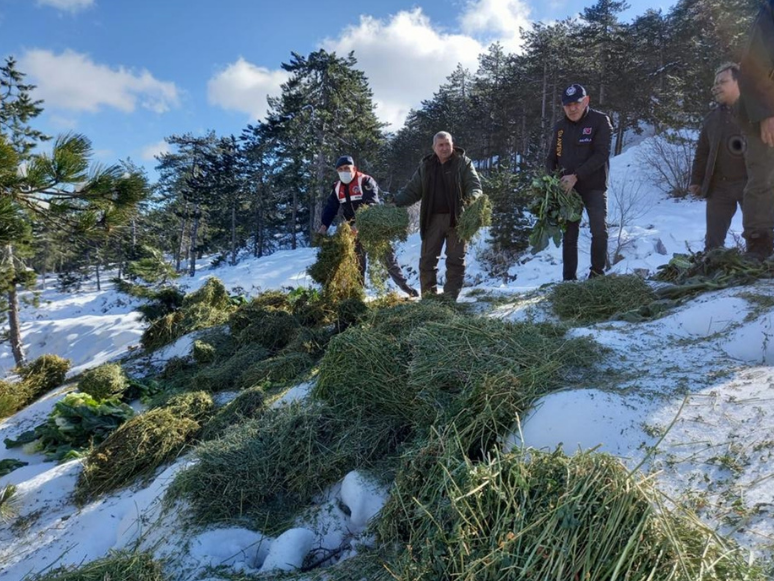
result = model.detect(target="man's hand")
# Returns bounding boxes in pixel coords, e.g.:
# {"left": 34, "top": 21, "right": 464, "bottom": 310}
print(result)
{"left": 560, "top": 174, "right": 578, "bottom": 192}
{"left": 350, "top": 225, "right": 358, "bottom": 236}
{"left": 688, "top": 184, "right": 701, "bottom": 197}
{"left": 761, "top": 116, "right": 774, "bottom": 147}
{"left": 382, "top": 191, "right": 395, "bottom": 205}
{"left": 317, "top": 225, "right": 328, "bottom": 235}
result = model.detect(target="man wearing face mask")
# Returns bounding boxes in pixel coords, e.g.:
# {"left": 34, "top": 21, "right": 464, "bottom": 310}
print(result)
{"left": 318, "top": 155, "right": 418, "bottom": 297}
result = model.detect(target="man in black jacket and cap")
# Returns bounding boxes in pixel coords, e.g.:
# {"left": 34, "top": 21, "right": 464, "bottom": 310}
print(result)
{"left": 736, "top": 0, "right": 774, "bottom": 260}
{"left": 546, "top": 83, "right": 613, "bottom": 280}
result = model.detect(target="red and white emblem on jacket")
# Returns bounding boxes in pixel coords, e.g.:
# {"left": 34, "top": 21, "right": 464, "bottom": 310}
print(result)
{"left": 336, "top": 174, "right": 366, "bottom": 203}
{"left": 582, "top": 127, "right": 593, "bottom": 135}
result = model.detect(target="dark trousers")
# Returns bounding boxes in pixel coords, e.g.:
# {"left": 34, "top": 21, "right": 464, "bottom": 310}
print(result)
{"left": 419, "top": 213, "right": 467, "bottom": 298}
{"left": 562, "top": 189, "right": 608, "bottom": 280}
{"left": 705, "top": 180, "right": 745, "bottom": 250}
{"left": 739, "top": 121, "right": 774, "bottom": 239}
{"left": 354, "top": 241, "right": 410, "bottom": 289}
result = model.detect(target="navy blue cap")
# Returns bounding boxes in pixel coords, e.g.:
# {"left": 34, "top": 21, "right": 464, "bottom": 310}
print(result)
{"left": 561, "top": 84, "right": 588, "bottom": 105}
{"left": 335, "top": 155, "right": 355, "bottom": 168}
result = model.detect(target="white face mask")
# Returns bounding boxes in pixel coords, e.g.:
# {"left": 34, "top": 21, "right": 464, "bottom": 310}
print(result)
{"left": 338, "top": 171, "right": 354, "bottom": 184}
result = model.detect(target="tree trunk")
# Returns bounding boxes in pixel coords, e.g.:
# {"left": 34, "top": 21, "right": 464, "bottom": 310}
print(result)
{"left": 5, "top": 245, "right": 26, "bottom": 366}
{"left": 95, "top": 252, "right": 101, "bottom": 292}
{"left": 291, "top": 188, "right": 298, "bottom": 250}
{"left": 176, "top": 203, "right": 189, "bottom": 272}
{"left": 189, "top": 204, "right": 201, "bottom": 277}
{"left": 231, "top": 203, "right": 238, "bottom": 266}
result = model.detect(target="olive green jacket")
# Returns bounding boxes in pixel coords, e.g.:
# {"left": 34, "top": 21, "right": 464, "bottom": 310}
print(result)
{"left": 394, "top": 148, "right": 482, "bottom": 239}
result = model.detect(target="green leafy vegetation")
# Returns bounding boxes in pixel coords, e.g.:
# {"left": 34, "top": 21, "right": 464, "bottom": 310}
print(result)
{"left": 528, "top": 174, "right": 583, "bottom": 254}
{"left": 550, "top": 274, "right": 659, "bottom": 323}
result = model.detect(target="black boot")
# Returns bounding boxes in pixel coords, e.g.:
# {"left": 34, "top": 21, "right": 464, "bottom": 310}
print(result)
{"left": 400, "top": 284, "right": 419, "bottom": 298}
{"left": 744, "top": 232, "right": 774, "bottom": 262}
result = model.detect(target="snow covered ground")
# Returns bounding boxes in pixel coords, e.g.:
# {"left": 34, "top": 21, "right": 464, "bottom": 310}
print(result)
{"left": 1, "top": 137, "right": 772, "bottom": 580}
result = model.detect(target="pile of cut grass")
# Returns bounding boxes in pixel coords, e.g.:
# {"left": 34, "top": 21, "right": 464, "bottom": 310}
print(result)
{"left": 170, "top": 401, "right": 396, "bottom": 534}
{"left": 25, "top": 551, "right": 165, "bottom": 581}
{"left": 141, "top": 278, "right": 237, "bottom": 351}
{"left": 234, "top": 309, "right": 300, "bottom": 351}
{"left": 76, "top": 391, "right": 213, "bottom": 501}
{"left": 77, "top": 363, "right": 128, "bottom": 401}
{"left": 238, "top": 352, "right": 314, "bottom": 388}
{"left": 192, "top": 344, "right": 269, "bottom": 392}
{"left": 308, "top": 224, "right": 364, "bottom": 303}
{"left": 456, "top": 193, "right": 492, "bottom": 242}
{"left": 1, "top": 354, "right": 73, "bottom": 418}
{"left": 200, "top": 385, "right": 266, "bottom": 441}
{"left": 378, "top": 432, "right": 765, "bottom": 581}
{"left": 550, "top": 274, "right": 658, "bottom": 323}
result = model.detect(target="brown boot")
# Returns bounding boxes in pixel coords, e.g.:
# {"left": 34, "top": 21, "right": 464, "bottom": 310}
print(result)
{"left": 744, "top": 232, "right": 774, "bottom": 262}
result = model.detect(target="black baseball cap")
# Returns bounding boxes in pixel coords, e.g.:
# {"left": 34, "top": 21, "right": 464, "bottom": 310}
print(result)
{"left": 335, "top": 155, "right": 355, "bottom": 168}
{"left": 561, "top": 84, "right": 588, "bottom": 105}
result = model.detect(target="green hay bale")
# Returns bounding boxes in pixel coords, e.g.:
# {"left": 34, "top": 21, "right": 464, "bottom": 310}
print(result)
{"left": 141, "top": 311, "right": 185, "bottom": 351}
{"left": 236, "top": 310, "right": 300, "bottom": 351}
{"left": 238, "top": 352, "right": 314, "bottom": 388}
{"left": 182, "top": 277, "right": 231, "bottom": 310}
{"left": 378, "top": 438, "right": 765, "bottom": 581}
{"left": 282, "top": 326, "right": 332, "bottom": 358}
{"left": 407, "top": 318, "right": 596, "bottom": 451}
{"left": 192, "top": 340, "right": 216, "bottom": 365}
{"left": 355, "top": 205, "right": 410, "bottom": 289}
{"left": 171, "top": 401, "right": 392, "bottom": 534}
{"left": 17, "top": 354, "right": 71, "bottom": 401}
{"left": 76, "top": 392, "right": 212, "bottom": 501}
{"left": 228, "top": 292, "right": 292, "bottom": 336}
{"left": 200, "top": 386, "right": 266, "bottom": 441}
{"left": 192, "top": 345, "right": 269, "bottom": 392}
{"left": 367, "top": 301, "right": 457, "bottom": 338}
{"left": 77, "top": 363, "right": 129, "bottom": 401}
{"left": 25, "top": 550, "right": 165, "bottom": 581}
{"left": 162, "top": 390, "right": 214, "bottom": 422}
{"left": 308, "top": 224, "right": 364, "bottom": 302}
{"left": 313, "top": 327, "right": 414, "bottom": 426}
{"left": 550, "top": 274, "right": 658, "bottom": 324}
{"left": 336, "top": 297, "right": 368, "bottom": 331}
{"left": 456, "top": 194, "right": 492, "bottom": 242}
{"left": 0, "top": 379, "right": 27, "bottom": 419}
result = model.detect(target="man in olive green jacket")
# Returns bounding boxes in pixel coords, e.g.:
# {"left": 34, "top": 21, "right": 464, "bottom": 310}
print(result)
{"left": 737, "top": 0, "right": 774, "bottom": 259}
{"left": 393, "top": 131, "right": 482, "bottom": 300}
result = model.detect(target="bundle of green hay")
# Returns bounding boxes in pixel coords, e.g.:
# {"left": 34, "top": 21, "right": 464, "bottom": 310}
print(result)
{"left": 76, "top": 391, "right": 213, "bottom": 501}
{"left": 355, "top": 204, "right": 410, "bottom": 288}
{"left": 366, "top": 301, "right": 457, "bottom": 337}
{"left": 192, "top": 339, "right": 216, "bottom": 365}
{"left": 550, "top": 274, "right": 658, "bottom": 323}
{"left": 528, "top": 173, "right": 584, "bottom": 253}
{"left": 25, "top": 551, "right": 165, "bottom": 581}
{"left": 171, "top": 401, "right": 392, "bottom": 533}
{"left": 378, "top": 435, "right": 765, "bottom": 581}
{"left": 235, "top": 309, "right": 300, "bottom": 351}
{"left": 336, "top": 297, "right": 368, "bottom": 331}
{"left": 0, "top": 379, "right": 23, "bottom": 419}
{"left": 200, "top": 385, "right": 266, "bottom": 441}
{"left": 192, "top": 344, "right": 268, "bottom": 392}
{"left": 228, "top": 291, "right": 293, "bottom": 334}
{"left": 313, "top": 327, "right": 414, "bottom": 426}
{"left": 77, "top": 363, "right": 129, "bottom": 401}
{"left": 17, "top": 354, "right": 71, "bottom": 401}
{"left": 238, "top": 352, "right": 314, "bottom": 388}
{"left": 407, "top": 318, "right": 596, "bottom": 450}
{"left": 456, "top": 194, "right": 492, "bottom": 242}
{"left": 308, "top": 224, "right": 364, "bottom": 302}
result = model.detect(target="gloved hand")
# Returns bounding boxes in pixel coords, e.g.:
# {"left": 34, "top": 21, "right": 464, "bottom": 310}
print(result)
{"left": 382, "top": 191, "right": 395, "bottom": 206}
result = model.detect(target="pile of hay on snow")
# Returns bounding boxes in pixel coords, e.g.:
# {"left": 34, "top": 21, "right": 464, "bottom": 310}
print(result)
{"left": 377, "top": 432, "right": 766, "bottom": 581}
{"left": 550, "top": 274, "right": 658, "bottom": 323}
{"left": 25, "top": 551, "right": 165, "bottom": 581}
{"left": 355, "top": 204, "right": 410, "bottom": 289}
{"left": 200, "top": 386, "right": 266, "bottom": 441}
{"left": 1, "top": 354, "right": 72, "bottom": 418}
{"left": 170, "top": 401, "right": 394, "bottom": 533}
{"left": 77, "top": 363, "right": 129, "bottom": 401}
{"left": 308, "top": 224, "right": 364, "bottom": 302}
{"left": 76, "top": 391, "right": 213, "bottom": 501}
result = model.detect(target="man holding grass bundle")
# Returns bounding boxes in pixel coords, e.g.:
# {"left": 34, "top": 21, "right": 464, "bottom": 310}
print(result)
{"left": 318, "top": 155, "right": 418, "bottom": 297}
{"left": 546, "top": 83, "right": 613, "bottom": 281}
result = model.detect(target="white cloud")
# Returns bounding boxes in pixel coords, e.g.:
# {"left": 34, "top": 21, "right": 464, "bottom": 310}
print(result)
{"left": 140, "top": 140, "right": 170, "bottom": 162}
{"left": 459, "top": 0, "right": 532, "bottom": 52}
{"left": 19, "top": 49, "right": 180, "bottom": 114}
{"left": 36, "top": 0, "right": 94, "bottom": 13}
{"left": 207, "top": 58, "right": 289, "bottom": 120}
{"left": 322, "top": 8, "right": 485, "bottom": 130}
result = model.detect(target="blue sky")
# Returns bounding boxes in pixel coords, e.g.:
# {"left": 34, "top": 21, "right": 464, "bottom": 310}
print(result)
{"left": 1, "top": 0, "right": 674, "bottom": 176}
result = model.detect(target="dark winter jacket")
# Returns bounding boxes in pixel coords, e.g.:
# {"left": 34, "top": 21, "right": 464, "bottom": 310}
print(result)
{"left": 738, "top": 0, "right": 774, "bottom": 125}
{"left": 546, "top": 107, "right": 613, "bottom": 194}
{"left": 394, "top": 148, "right": 482, "bottom": 239}
{"left": 690, "top": 105, "right": 748, "bottom": 198}
{"left": 320, "top": 172, "right": 379, "bottom": 228}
